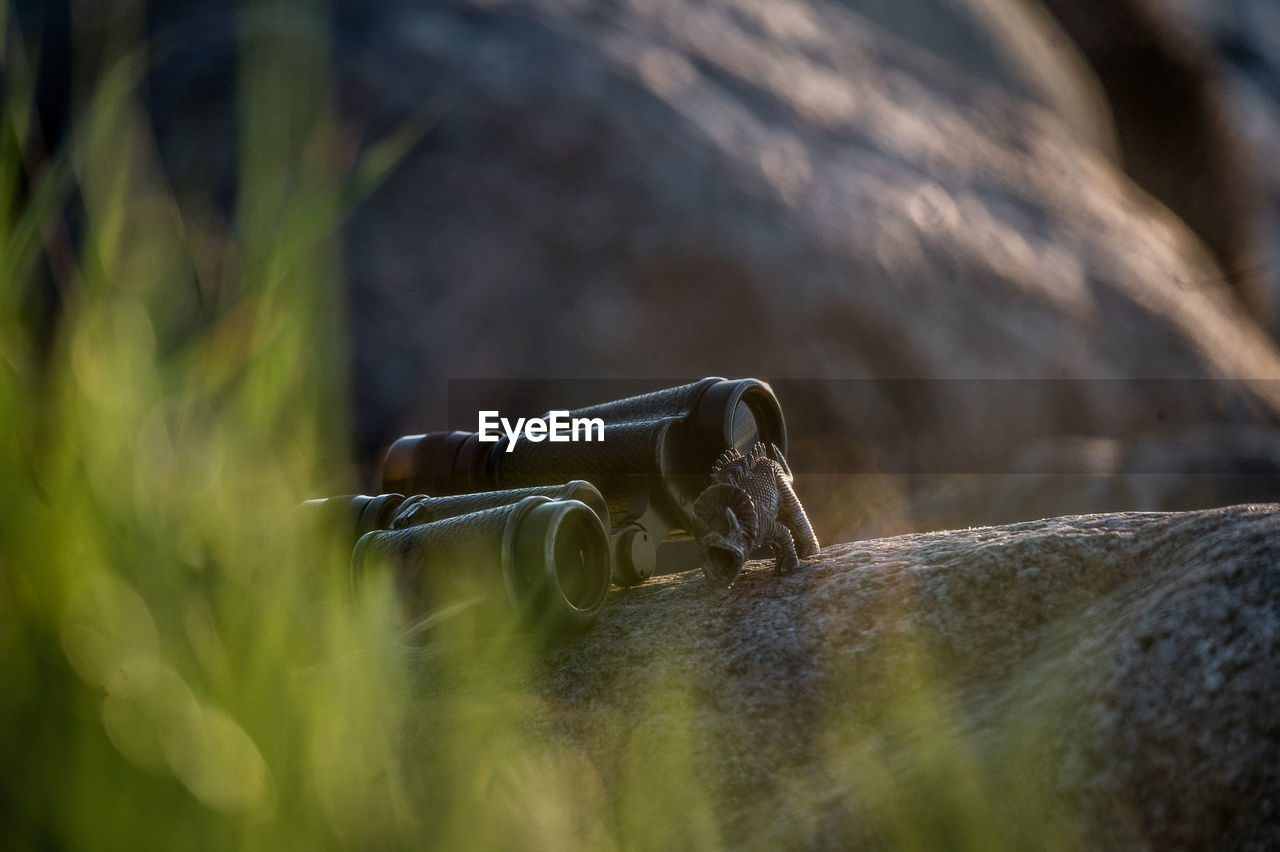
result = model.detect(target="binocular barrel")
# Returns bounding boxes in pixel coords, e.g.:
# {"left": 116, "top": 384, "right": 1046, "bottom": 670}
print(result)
{"left": 380, "top": 377, "right": 786, "bottom": 584}
{"left": 351, "top": 496, "right": 611, "bottom": 635}
{"left": 298, "top": 481, "right": 609, "bottom": 542}
{"left": 390, "top": 480, "right": 610, "bottom": 532}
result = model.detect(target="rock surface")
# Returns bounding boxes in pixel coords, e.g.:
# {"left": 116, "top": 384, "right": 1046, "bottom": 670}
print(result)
{"left": 502, "top": 503, "right": 1280, "bottom": 848}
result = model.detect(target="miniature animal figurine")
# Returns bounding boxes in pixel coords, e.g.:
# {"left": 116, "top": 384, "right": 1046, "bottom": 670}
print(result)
{"left": 691, "top": 442, "right": 819, "bottom": 585}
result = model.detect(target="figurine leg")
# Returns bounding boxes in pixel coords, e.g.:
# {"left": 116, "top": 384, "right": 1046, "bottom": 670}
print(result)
{"left": 766, "top": 522, "right": 800, "bottom": 575}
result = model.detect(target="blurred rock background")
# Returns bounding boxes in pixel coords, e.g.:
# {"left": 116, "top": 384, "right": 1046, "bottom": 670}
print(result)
{"left": 1152, "top": 0, "right": 1280, "bottom": 327}
{"left": 13, "top": 0, "right": 1280, "bottom": 541}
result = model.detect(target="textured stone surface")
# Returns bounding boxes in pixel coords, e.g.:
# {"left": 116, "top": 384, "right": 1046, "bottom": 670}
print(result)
{"left": 513, "top": 504, "right": 1280, "bottom": 848}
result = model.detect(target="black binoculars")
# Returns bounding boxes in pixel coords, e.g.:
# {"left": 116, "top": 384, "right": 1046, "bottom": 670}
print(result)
{"left": 299, "top": 482, "right": 613, "bottom": 636}
{"left": 380, "top": 377, "right": 787, "bottom": 584}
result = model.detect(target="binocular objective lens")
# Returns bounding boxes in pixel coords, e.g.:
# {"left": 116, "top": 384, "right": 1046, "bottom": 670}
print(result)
{"left": 551, "top": 509, "right": 610, "bottom": 613}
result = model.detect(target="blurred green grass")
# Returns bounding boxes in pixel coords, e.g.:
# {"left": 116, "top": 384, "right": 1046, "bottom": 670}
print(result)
{"left": 0, "top": 3, "right": 1090, "bottom": 848}
{"left": 0, "top": 3, "right": 413, "bottom": 846}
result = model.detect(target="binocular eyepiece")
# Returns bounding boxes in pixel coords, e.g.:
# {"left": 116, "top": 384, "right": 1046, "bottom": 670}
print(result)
{"left": 298, "top": 482, "right": 613, "bottom": 636}
{"left": 380, "top": 377, "right": 786, "bottom": 584}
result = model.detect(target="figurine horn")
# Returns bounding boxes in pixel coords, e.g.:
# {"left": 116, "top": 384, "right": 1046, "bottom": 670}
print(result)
{"left": 725, "top": 506, "right": 744, "bottom": 538}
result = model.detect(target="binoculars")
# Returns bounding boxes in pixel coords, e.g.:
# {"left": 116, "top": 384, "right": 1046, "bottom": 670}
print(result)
{"left": 381, "top": 377, "right": 787, "bottom": 585}
{"left": 299, "top": 481, "right": 613, "bottom": 636}
{"left": 303, "top": 377, "right": 789, "bottom": 637}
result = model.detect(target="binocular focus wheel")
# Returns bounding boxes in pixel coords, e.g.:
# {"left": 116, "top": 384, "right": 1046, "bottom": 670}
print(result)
{"left": 610, "top": 526, "right": 656, "bottom": 587}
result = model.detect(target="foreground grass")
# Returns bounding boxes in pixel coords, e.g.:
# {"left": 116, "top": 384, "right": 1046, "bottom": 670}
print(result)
{"left": 0, "top": 5, "right": 412, "bottom": 847}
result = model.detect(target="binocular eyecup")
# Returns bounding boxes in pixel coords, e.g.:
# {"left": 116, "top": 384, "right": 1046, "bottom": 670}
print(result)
{"left": 380, "top": 377, "right": 786, "bottom": 584}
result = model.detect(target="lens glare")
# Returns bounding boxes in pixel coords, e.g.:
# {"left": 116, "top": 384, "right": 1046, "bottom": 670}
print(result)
{"left": 730, "top": 400, "right": 761, "bottom": 451}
